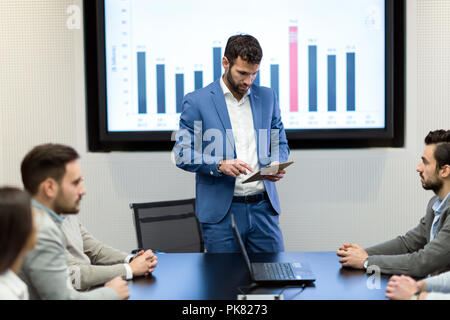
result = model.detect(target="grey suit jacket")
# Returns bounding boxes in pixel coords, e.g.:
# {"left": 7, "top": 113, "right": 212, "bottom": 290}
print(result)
{"left": 19, "top": 202, "right": 118, "bottom": 300}
{"left": 366, "top": 195, "right": 450, "bottom": 278}
{"left": 61, "top": 215, "right": 129, "bottom": 290}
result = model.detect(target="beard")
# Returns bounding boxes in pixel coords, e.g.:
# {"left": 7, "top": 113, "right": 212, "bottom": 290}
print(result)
{"left": 421, "top": 174, "right": 443, "bottom": 194}
{"left": 53, "top": 190, "right": 81, "bottom": 214}
{"left": 225, "top": 70, "right": 248, "bottom": 96}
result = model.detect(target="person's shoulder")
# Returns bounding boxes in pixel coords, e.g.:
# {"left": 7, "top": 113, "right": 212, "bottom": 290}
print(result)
{"left": 441, "top": 198, "right": 450, "bottom": 222}
{"left": 0, "top": 270, "right": 27, "bottom": 300}
{"left": 251, "top": 84, "right": 275, "bottom": 98}
{"left": 0, "top": 274, "right": 15, "bottom": 300}
{"left": 445, "top": 193, "right": 450, "bottom": 210}
{"left": 252, "top": 84, "right": 270, "bottom": 92}
{"left": 181, "top": 82, "right": 220, "bottom": 116}
{"left": 61, "top": 214, "right": 80, "bottom": 229}
{"left": 33, "top": 210, "right": 64, "bottom": 245}
{"left": 0, "top": 288, "right": 19, "bottom": 300}
{"left": 32, "top": 206, "right": 52, "bottom": 230}
{"left": 426, "top": 195, "right": 440, "bottom": 209}
{"left": 187, "top": 81, "right": 218, "bottom": 99}
{"left": 36, "top": 210, "right": 56, "bottom": 229}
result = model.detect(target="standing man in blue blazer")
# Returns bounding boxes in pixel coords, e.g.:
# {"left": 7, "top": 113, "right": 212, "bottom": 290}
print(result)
{"left": 173, "top": 34, "right": 290, "bottom": 253}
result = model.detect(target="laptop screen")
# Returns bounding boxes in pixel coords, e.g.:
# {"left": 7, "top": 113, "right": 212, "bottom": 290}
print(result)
{"left": 231, "top": 214, "right": 253, "bottom": 274}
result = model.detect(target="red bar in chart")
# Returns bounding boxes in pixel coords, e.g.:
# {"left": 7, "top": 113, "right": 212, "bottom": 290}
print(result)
{"left": 289, "top": 26, "right": 298, "bottom": 112}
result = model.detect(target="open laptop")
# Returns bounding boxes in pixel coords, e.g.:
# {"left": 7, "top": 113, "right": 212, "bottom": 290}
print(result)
{"left": 231, "top": 213, "right": 316, "bottom": 285}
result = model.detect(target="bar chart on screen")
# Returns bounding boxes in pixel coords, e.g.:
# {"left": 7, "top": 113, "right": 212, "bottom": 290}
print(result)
{"left": 104, "top": 0, "right": 385, "bottom": 132}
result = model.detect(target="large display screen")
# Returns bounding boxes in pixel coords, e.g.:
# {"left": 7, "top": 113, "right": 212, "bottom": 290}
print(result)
{"left": 84, "top": 0, "right": 404, "bottom": 151}
{"left": 104, "top": 0, "right": 385, "bottom": 132}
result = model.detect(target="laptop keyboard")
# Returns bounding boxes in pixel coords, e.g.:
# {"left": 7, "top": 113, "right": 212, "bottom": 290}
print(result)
{"left": 262, "top": 263, "right": 296, "bottom": 280}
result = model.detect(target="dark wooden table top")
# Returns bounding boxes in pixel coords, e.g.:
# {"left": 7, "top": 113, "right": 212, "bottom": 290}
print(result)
{"left": 128, "top": 251, "right": 390, "bottom": 300}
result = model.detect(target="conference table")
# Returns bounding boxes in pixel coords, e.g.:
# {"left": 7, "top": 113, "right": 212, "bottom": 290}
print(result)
{"left": 128, "top": 251, "right": 390, "bottom": 300}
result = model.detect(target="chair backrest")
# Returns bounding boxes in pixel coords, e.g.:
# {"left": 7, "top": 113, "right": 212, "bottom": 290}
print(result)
{"left": 130, "top": 198, "right": 204, "bottom": 253}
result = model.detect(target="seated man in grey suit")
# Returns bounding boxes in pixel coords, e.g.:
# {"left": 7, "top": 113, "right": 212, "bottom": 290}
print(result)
{"left": 61, "top": 215, "right": 157, "bottom": 291}
{"left": 19, "top": 143, "right": 129, "bottom": 299}
{"left": 337, "top": 129, "right": 450, "bottom": 278}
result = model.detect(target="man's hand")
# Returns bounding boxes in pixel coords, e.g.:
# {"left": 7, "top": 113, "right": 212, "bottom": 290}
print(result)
{"left": 147, "top": 252, "right": 158, "bottom": 275}
{"left": 218, "top": 159, "right": 253, "bottom": 178}
{"left": 336, "top": 243, "right": 368, "bottom": 269}
{"left": 262, "top": 169, "right": 286, "bottom": 182}
{"left": 105, "top": 276, "right": 129, "bottom": 300}
{"left": 385, "top": 275, "right": 424, "bottom": 300}
{"left": 130, "top": 249, "right": 158, "bottom": 276}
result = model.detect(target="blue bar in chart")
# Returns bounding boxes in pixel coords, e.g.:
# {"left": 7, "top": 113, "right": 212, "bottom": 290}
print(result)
{"left": 156, "top": 64, "right": 165, "bottom": 114}
{"left": 176, "top": 73, "right": 184, "bottom": 113}
{"left": 137, "top": 52, "right": 147, "bottom": 114}
{"left": 194, "top": 71, "right": 203, "bottom": 90}
{"left": 213, "top": 47, "right": 222, "bottom": 81}
{"left": 347, "top": 52, "right": 356, "bottom": 111}
{"left": 270, "top": 64, "right": 279, "bottom": 103}
{"left": 308, "top": 45, "right": 317, "bottom": 112}
{"left": 254, "top": 71, "right": 260, "bottom": 86}
{"left": 327, "top": 55, "right": 336, "bottom": 112}
{"left": 103, "top": 0, "right": 387, "bottom": 133}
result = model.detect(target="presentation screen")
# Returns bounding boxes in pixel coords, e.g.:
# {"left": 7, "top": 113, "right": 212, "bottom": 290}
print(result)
{"left": 84, "top": 0, "right": 404, "bottom": 151}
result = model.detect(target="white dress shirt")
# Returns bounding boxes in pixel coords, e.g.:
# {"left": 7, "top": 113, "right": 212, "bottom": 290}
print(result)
{"left": 0, "top": 269, "right": 29, "bottom": 300}
{"left": 220, "top": 77, "right": 265, "bottom": 196}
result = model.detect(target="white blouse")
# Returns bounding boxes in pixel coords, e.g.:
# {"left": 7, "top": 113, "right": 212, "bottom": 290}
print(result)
{"left": 0, "top": 269, "right": 29, "bottom": 300}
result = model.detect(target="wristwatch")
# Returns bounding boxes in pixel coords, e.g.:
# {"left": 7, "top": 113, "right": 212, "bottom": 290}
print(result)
{"left": 363, "top": 258, "right": 369, "bottom": 269}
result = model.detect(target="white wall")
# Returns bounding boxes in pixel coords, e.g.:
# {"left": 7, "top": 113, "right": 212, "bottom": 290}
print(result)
{"left": 1, "top": 0, "right": 449, "bottom": 253}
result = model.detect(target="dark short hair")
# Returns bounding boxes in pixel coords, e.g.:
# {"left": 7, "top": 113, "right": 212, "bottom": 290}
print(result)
{"left": 424, "top": 130, "right": 450, "bottom": 170}
{"left": 21, "top": 143, "right": 80, "bottom": 195}
{"left": 224, "top": 34, "right": 263, "bottom": 66}
{"left": 0, "top": 187, "right": 33, "bottom": 273}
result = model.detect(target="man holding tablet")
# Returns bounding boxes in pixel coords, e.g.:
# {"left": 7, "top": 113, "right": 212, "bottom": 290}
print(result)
{"left": 173, "top": 34, "right": 290, "bottom": 253}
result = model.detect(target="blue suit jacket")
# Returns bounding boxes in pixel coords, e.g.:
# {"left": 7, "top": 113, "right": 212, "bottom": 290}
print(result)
{"left": 173, "top": 79, "right": 290, "bottom": 224}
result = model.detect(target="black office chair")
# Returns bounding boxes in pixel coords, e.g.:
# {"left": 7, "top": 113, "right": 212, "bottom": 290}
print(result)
{"left": 130, "top": 198, "right": 205, "bottom": 253}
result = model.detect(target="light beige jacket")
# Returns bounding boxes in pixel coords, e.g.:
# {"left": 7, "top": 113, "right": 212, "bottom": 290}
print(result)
{"left": 61, "top": 215, "right": 131, "bottom": 291}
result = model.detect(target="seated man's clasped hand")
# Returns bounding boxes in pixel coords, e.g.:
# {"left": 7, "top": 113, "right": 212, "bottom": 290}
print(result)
{"left": 385, "top": 275, "right": 427, "bottom": 300}
{"left": 130, "top": 249, "right": 158, "bottom": 277}
{"left": 337, "top": 243, "right": 369, "bottom": 269}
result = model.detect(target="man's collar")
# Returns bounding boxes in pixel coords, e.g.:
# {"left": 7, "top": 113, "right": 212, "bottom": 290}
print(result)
{"left": 31, "top": 198, "right": 64, "bottom": 225}
{"left": 441, "top": 192, "right": 450, "bottom": 207}
{"left": 432, "top": 192, "right": 450, "bottom": 215}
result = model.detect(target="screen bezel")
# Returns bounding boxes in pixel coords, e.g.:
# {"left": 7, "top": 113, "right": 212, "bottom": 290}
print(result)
{"left": 84, "top": 0, "right": 405, "bottom": 152}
